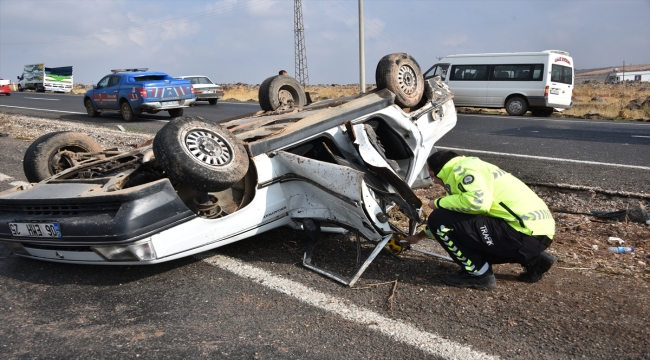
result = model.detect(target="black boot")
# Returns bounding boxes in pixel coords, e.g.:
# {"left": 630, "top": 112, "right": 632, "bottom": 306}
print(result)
{"left": 518, "top": 252, "right": 557, "bottom": 283}
{"left": 442, "top": 268, "right": 496, "bottom": 290}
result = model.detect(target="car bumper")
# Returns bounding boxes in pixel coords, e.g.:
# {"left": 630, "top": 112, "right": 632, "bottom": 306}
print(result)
{"left": 140, "top": 97, "right": 197, "bottom": 111}
{"left": 194, "top": 91, "right": 224, "bottom": 100}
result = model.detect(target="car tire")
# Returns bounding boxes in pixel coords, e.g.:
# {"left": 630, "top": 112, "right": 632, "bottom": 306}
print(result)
{"left": 505, "top": 96, "right": 528, "bottom": 116}
{"left": 168, "top": 108, "right": 184, "bottom": 118}
{"left": 121, "top": 101, "right": 137, "bottom": 122}
{"left": 18, "top": 84, "right": 24, "bottom": 92}
{"left": 23, "top": 131, "right": 103, "bottom": 183}
{"left": 258, "top": 75, "right": 306, "bottom": 111}
{"left": 153, "top": 116, "right": 249, "bottom": 192}
{"left": 208, "top": 99, "right": 218, "bottom": 105}
{"left": 375, "top": 53, "right": 425, "bottom": 108}
{"left": 85, "top": 98, "right": 100, "bottom": 117}
{"left": 5, "top": 93, "right": 10, "bottom": 96}
{"left": 531, "top": 107, "right": 554, "bottom": 117}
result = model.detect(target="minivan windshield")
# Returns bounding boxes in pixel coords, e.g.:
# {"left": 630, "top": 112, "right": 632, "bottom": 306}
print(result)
{"left": 551, "top": 64, "right": 573, "bottom": 85}
{"left": 424, "top": 64, "right": 449, "bottom": 80}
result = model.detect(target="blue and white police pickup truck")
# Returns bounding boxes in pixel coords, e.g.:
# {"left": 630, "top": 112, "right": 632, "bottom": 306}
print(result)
{"left": 83, "top": 68, "right": 196, "bottom": 121}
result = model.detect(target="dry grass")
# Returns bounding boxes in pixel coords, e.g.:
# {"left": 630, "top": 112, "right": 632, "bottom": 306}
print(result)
{"left": 565, "top": 82, "right": 650, "bottom": 120}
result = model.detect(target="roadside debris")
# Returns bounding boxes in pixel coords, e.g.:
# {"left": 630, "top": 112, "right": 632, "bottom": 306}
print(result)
{"left": 608, "top": 246, "right": 635, "bottom": 254}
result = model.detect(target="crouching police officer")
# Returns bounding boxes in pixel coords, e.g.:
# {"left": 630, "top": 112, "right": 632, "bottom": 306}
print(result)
{"left": 403, "top": 150, "right": 557, "bottom": 290}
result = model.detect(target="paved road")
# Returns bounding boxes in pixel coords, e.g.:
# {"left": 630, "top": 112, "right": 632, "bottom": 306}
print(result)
{"left": 1, "top": 93, "right": 650, "bottom": 359}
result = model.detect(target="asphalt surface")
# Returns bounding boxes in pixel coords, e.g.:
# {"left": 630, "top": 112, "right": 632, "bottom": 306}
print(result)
{"left": 1, "top": 93, "right": 650, "bottom": 359}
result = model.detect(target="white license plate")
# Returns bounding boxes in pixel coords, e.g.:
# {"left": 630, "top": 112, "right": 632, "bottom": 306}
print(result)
{"left": 162, "top": 101, "right": 179, "bottom": 106}
{"left": 9, "top": 222, "right": 62, "bottom": 238}
{"left": 550, "top": 88, "right": 560, "bottom": 95}
{"left": 202, "top": 90, "right": 215, "bottom": 94}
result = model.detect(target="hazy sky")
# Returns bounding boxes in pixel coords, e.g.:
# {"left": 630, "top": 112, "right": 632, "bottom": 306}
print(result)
{"left": 1, "top": 0, "right": 648, "bottom": 85}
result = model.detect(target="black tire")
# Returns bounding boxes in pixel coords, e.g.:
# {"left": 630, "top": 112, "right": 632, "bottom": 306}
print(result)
{"left": 85, "top": 98, "right": 99, "bottom": 117}
{"left": 208, "top": 99, "right": 218, "bottom": 105}
{"left": 18, "top": 84, "right": 24, "bottom": 92}
{"left": 23, "top": 131, "right": 103, "bottom": 183}
{"left": 5, "top": 93, "right": 10, "bottom": 96}
{"left": 531, "top": 107, "right": 554, "bottom": 117}
{"left": 120, "top": 101, "right": 137, "bottom": 122}
{"left": 168, "top": 108, "right": 184, "bottom": 118}
{"left": 153, "top": 116, "right": 249, "bottom": 192}
{"left": 258, "top": 75, "right": 306, "bottom": 111}
{"left": 505, "top": 96, "right": 528, "bottom": 116}
{"left": 375, "top": 53, "right": 425, "bottom": 108}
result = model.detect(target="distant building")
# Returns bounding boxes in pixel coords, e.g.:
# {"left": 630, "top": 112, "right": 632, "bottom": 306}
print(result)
{"left": 605, "top": 70, "right": 650, "bottom": 83}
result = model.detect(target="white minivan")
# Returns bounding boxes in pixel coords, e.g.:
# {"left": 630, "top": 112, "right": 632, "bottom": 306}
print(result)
{"left": 424, "top": 50, "right": 574, "bottom": 116}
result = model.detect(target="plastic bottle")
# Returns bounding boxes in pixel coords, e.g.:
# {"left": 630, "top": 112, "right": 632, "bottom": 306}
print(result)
{"left": 608, "top": 246, "right": 634, "bottom": 254}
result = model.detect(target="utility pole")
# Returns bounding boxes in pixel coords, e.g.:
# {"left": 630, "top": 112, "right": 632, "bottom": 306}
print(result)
{"left": 294, "top": 0, "right": 309, "bottom": 86}
{"left": 358, "top": 0, "right": 365, "bottom": 93}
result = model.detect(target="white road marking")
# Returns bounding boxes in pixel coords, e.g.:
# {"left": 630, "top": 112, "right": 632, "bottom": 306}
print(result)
{"left": 0, "top": 105, "right": 85, "bottom": 114}
{"left": 631, "top": 135, "right": 650, "bottom": 138}
{"left": 0, "top": 173, "right": 13, "bottom": 181}
{"left": 460, "top": 113, "right": 650, "bottom": 126}
{"left": 24, "top": 97, "right": 59, "bottom": 101}
{"left": 438, "top": 146, "right": 650, "bottom": 171}
{"left": 201, "top": 254, "right": 497, "bottom": 360}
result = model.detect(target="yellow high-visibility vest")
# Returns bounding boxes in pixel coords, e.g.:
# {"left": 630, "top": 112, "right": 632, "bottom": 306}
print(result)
{"left": 435, "top": 156, "right": 555, "bottom": 238}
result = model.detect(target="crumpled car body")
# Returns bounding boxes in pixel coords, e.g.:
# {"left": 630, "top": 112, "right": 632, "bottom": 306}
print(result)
{"left": 0, "top": 77, "right": 456, "bottom": 285}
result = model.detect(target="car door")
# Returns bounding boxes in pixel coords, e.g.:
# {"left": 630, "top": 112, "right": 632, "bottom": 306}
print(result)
{"left": 94, "top": 76, "right": 111, "bottom": 108}
{"left": 102, "top": 75, "right": 122, "bottom": 110}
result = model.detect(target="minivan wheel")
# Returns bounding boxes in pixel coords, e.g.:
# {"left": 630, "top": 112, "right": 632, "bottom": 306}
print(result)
{"left": 23, "top": 131, "right": 104, "bottom": 183}
{"left": 153, "top": 116, "right": 249, "bottom": 192}
{"left": 505, "top": 96, "right": 528, "bottom": 116}
{"left": 375, "top": 53, "right": 425, "bottom": 108}
{"left": 531, "top": 107, "right": 554, "bottom": 117}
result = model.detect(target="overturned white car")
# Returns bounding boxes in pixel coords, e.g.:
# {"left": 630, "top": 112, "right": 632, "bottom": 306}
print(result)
{"left": 0, "top": 53, "right": 456, "bottom": 286}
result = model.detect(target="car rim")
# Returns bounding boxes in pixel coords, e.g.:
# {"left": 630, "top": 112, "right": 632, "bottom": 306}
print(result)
{"left": 86, "top": 101, "right": 93, "bottom": 115}
{"left": 510, "top": 101, "right": 522, "bottom": 113}
{"left": 397, "top": 64, "right": 417, "bottom": 95}
{"left": 122, "top": 104, "right": 130, "bottom": 119}
{"left": 184, "top": 129, "right": 233, "bottom": 166}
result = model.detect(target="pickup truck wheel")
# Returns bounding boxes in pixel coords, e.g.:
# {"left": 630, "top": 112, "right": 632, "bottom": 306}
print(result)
{"left": 505, "top": 96, "right": 528, "bottom": 116}
{"left": 208, "top": 99, "right": 218, "bottom": 105}
{"left": 168, "top": 108, "right": 184, "bottom": 118}
{"left": 18, "top": 84, "right": 24, "bottom": 92}
{"left": 258, "top": 75, "right": 306, "bottom": 111}
{"left": 153, "top": 116, "right": 249, "bottom": 192}
{"left": 375, "top": 53, "right": 424, "bottom": 108}
{"left": 85, "top": 99, "right": 100, "bottom": 117}
{"left": 23, "top": 131, "right": 103, "bottom": 183}
{"left": 120, "top": 101, "right": 137, "bottom": 122}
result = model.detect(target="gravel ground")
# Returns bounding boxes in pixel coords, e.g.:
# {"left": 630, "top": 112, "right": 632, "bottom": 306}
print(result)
{"left": 1, "top": 113, "right": 649, "bottom": 358}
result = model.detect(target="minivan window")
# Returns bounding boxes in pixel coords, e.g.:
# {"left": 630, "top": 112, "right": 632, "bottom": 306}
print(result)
{"left": 551, "top": 64, "right": 573, "bottom": 85}
{"left": 449, "top": 65, "right": 488, "bottom": 80}
{"left": 424, "top": 64, "right": 449, "bottom": 80}
{"left": 486, "top": 64, "right": 544, "bottom": 81}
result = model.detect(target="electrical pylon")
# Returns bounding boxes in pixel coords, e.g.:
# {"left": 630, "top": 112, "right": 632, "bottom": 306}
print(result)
{"left": 294, "top": 0, "right": 309, "bottom": 87}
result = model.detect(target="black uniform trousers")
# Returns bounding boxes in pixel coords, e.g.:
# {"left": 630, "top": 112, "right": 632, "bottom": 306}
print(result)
{"left": 427, "top": 209, "right": 549, "bottom": 274}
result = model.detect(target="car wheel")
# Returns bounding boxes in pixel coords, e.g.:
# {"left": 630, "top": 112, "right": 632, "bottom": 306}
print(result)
{"left": 375, "top": 53, "right": 425, "bottom": 108}
{"left": 5, "top": 93, "right": 10, "bottom": 96}
{"left": 18, "top": 84, "right": 24, "bottom": 92}
{"left": 85, "top": 98, "right": 100, "bottom": 117}
{"left": 258, "top": 75, "right": 306, "bottom": 111}
{"left": 505, "top": 96, "right": 528, "bottom": 116}
{"left": 153, "top": 116, "right": 249, "bottom": 192}
{"left": 120, "top": 101, "right": 137, "bottom": 122}
{"left": 531, "top": 107, "right": 554, "bottom": 117}
{"left": 168, "top": 108, "right": 184, "bottom": 118}
{"left": 208, "top": 99, "right": 218, "bottom": 105}
{"left": 23, "top": 131, "right": 103, "bottom": 183}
